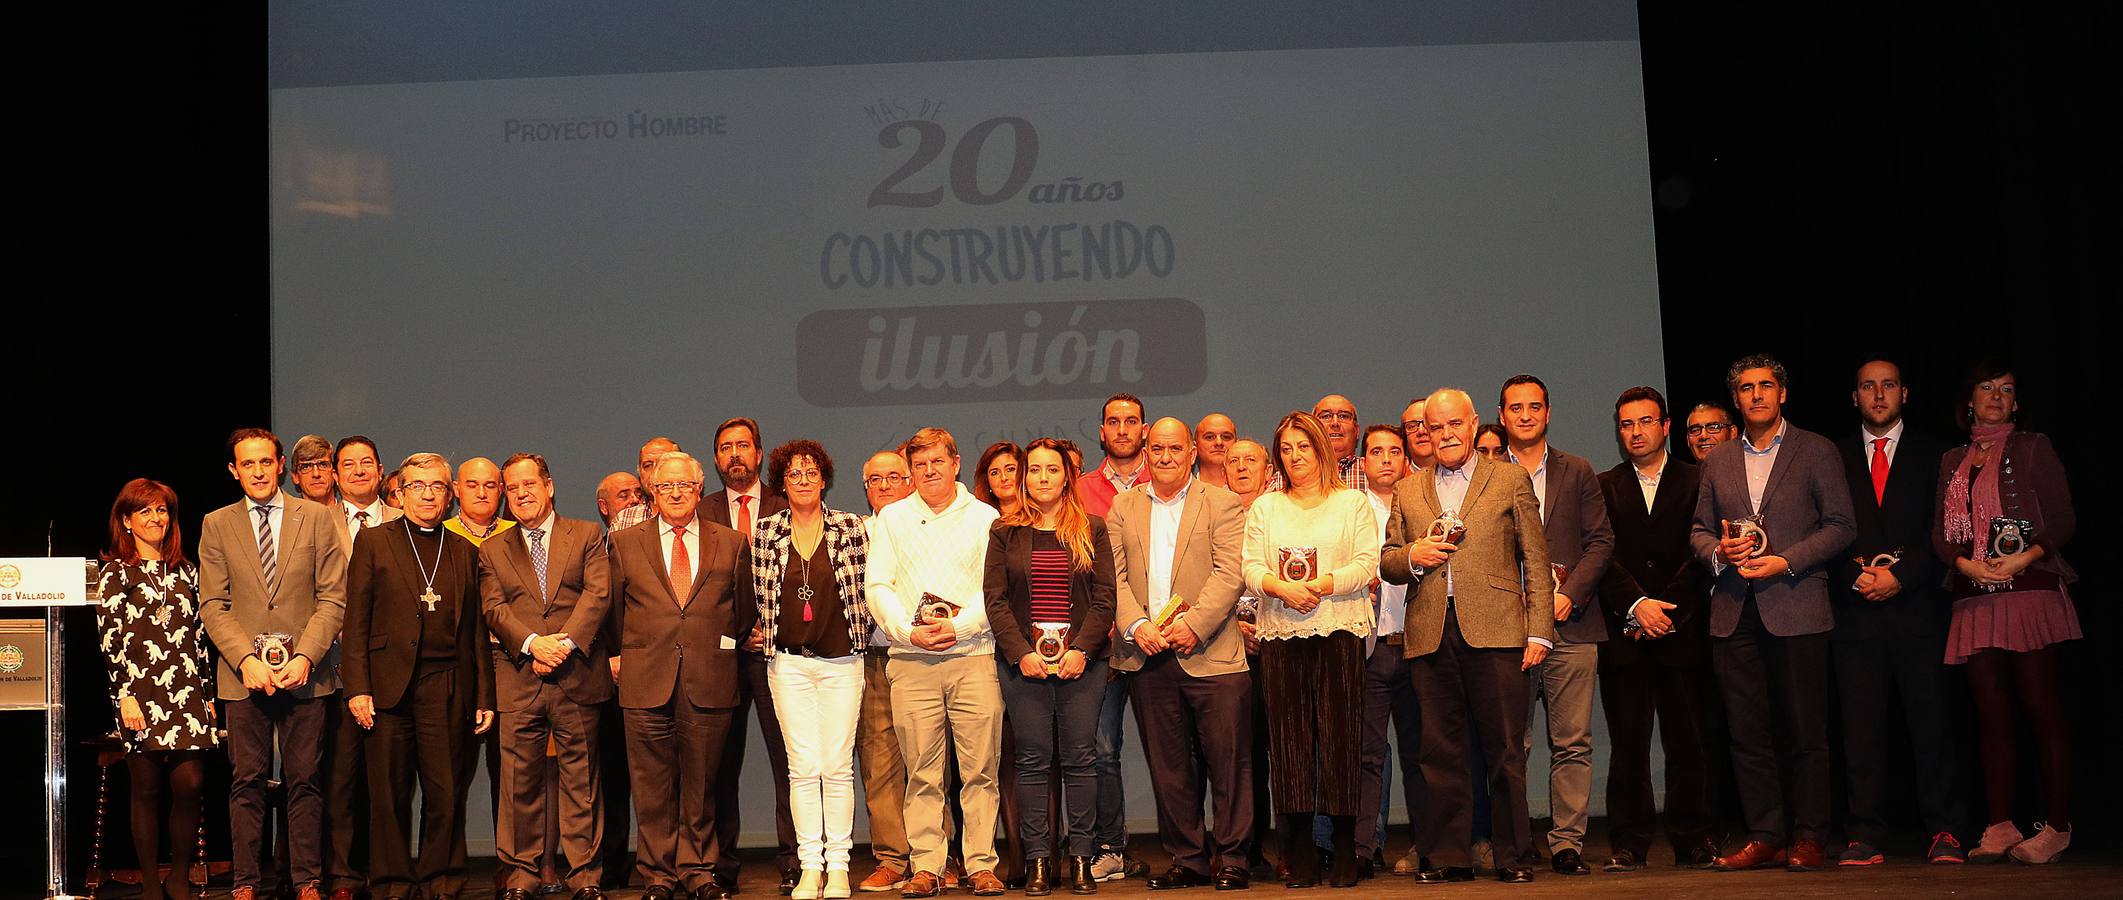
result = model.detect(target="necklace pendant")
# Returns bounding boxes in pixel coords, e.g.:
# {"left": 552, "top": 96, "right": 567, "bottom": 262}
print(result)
{"left": 421, "top": 589, "right": 441, "bottom": 613}
{"left": 797, "top": 584, "right": 815, "bottom": 622}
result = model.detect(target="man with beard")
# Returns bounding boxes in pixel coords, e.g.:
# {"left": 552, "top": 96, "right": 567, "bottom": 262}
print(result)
{"left": 1073, "top": 396, "right": 1149, "bottom": 881}
{"left": 704, "top": 417, "right": 799, "bottom": 892}
{"left": 1194, "top": 414, "right": 1238, "bottom": 489}
{"left": 344, "top": 452, "right": 497, "bottom": 900}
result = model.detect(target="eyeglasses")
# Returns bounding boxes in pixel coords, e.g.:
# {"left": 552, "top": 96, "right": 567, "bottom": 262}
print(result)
{"left": 784, "top": 470, "right": 823, "bottom": 485}
{"left": 1402, "top": 421, "right": 1429, "bottom": 434}
{"left": 864, "top": 473, "right": 910, "bottom": 488}
{"left": 1315, "top": 410, "right": 1357, "bottom": 422}
{"left": 295, "top": 460, "right": 332, "bottom": 473}
{"left": 1684, "top": 423, "right": 1731, "bottom": 436}
{"left": 650, "top": 482, "right": 701, "bottom": 496}
{"left": 402, "top": 481, "right": 450, "bottom": 497}
{"left": 1618, "top": 416, "right": 1664, "bottom": 432}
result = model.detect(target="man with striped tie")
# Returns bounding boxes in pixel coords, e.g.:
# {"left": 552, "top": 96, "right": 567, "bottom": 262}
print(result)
{"left": 199, "top": 427, "right": 350, "bottom": 900}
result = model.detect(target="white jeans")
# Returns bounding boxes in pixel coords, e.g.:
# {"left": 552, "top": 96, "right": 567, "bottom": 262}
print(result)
{"left": 770, "top": 652, "right": 865, "bottom": 871}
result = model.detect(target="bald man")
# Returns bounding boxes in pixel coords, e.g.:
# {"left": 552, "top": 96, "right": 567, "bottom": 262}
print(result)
{"left": 443, "top": 455, "right": 519, "bottom": 870}
{"left": 1314, "top": 395, "right": 1367, "bottom": 490}
{"left": 597, "top": 472, "right": 647, "bottom": 528}
{"left": 1194, "top": 414, "right": 1238, "bottom": 488}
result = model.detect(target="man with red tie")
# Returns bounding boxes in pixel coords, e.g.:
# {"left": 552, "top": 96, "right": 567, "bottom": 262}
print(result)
{"left": 610, "top": 451, "right": 755, "bottom": 900}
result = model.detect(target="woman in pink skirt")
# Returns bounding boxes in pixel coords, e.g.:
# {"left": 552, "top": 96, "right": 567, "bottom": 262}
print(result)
{"left": 1932, "top": 361, "right": 2076, "bottom": 864}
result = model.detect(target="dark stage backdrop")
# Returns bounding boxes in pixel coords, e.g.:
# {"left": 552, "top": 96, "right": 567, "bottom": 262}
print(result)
{"left": 9, "top": 1, "right": 2110, "bottom": 887}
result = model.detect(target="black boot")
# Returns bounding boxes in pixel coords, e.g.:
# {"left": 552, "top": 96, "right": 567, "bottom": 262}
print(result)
{"left": 1025, "top": 858, "right": 1054, "bottom": 897}
{"left": 1069, "top": 857, "right": 1098, "bottom": 895}
{"left": 1282, "top": 815, "right": 1319, "bottom": 888}
{"left": 1327, "top": 817, "right": 1358, "bottom": 888}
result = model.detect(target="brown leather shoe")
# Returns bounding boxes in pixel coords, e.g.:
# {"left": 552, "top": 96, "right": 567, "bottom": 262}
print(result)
{"left": 1786, "top": 840, "right": 1827, "bottom": 871}
{"left": 967, "top": 870, "right": 1005, "bottom": 897}
{"left": 941, "top": 859, "right": 964, "bottom": 890}
{"left": 859, "top": 867, "right": 908, "bottom": 893}
{"left": 296, "top": 883, "right": 324, "bottom": 900}
{"left": 900, "top": 871, "right": 942, "bottom": 898}
{"left": 1712, "top": 840, "right": 1788, "bottom": 871}
{"left": 230, "top": 888, "right": 257, "bottom": 900}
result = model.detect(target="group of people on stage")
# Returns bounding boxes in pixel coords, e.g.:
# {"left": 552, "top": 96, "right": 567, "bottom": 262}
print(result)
{"left": 96, "top": 352, "right": 2078, "bottom": 900}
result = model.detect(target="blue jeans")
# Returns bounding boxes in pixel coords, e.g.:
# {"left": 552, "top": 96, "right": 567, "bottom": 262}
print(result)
{"left": 998, "top": 657, "right": 1107, "bottom": 858}
{"left": 1094, "top": 674, "right": 1131, "bottom": 850}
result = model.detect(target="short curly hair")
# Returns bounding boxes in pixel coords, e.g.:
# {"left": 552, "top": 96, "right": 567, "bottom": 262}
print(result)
{"left": 766, "top": 439, "right": 835, "bottom": 496}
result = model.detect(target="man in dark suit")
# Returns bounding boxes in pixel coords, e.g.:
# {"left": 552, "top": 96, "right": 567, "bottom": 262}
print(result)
{"left": 612, "top": 450, "right": 756, "bottom": 900}
{"left": 1381, "top": 388, "right": 1556, "bottom": 885}
{"left": 482, "top": 453, "right": 615, "bottom": 898}
{"left": 1594, "top": 387, "right": 1715, "bottom": 872}
{"left": 344, "top": 452, "right": 497, "bottom": 900}
{"left": 1496, "top": 375, "right": 1614, "bottom": 876}
{"left": 703, "top": 417, "right": 799, "bottom": 893}
{"left": 1828, "top": 359, "right": 1969, "bottom": 864}
{"left": 1109, "top": 418, "right": 1253, "bottom": 890}
{"left": 200, "top": 428, "right": 350, "bottom": 900}
{"left": 1690, "top": 355, "right": 1855, "bottom": 872}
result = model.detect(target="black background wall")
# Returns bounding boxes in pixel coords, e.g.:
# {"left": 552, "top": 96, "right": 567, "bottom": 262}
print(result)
{"left": 9, "top": 3, "right": 2110, "bottom": 888}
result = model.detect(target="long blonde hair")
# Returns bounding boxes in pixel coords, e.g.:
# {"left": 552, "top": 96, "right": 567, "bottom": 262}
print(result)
{"left": 1004, "top": 438, "right": 1096, "bottom": 572}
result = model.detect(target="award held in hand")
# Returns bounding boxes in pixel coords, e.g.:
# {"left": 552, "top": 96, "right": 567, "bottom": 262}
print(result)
{"left": 1723, "top": 514, "right": 1769, "bottom": 559}
{"left": 1234, "top": 596, "right": 1258, "bottom": 625}
{"left": 1277, "top": 546, "right": 1318, "bottom": 585}
{"left": 913, "top": 592, "right": 962, "bottom": 626}
{"left": 1033, "top": 623, "right": 1071, "bottom": 675}
{"left": 1152, "top": 594, "right": 1191, "bottom": 629}
{"left": 1426, "top": 511, "right": 1467, "bottom": 545}
{"left": 253, "top": 632, "right": 295, "bottom": 670}
{"left": 1982, "top": 518, "right": 2036, "bottom": 592}
{"left": 1851, "top": 548, "right": 1903, "bottom": 590}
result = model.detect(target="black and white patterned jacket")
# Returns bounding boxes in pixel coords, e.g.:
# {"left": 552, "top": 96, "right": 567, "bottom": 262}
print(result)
{"left": 750, "top": 507, "right": 871, "bottom": 657}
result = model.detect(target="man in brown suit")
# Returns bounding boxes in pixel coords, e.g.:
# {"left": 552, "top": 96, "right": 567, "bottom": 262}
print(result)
{"left": 343, "top": 452, "right": 497, "bottom": 900}
{"left": 1109, "top": 418, "right": 1254, "bottom": 890}
{"left": 610, "top": 450, "right": 756, "bottom": 900}
{"left": 481, "top": 453, "right": 614, "bottom": 900}
{"left": 1380, "top": 389, "right": 1555, "bottom": 885}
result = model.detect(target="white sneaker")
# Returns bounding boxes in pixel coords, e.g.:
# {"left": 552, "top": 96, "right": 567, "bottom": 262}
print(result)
{"left": 1969, "top": 820, "right": 2025, "bottom": 863}
{"left": 824, "top": 870, "right": 852, "bottom": 899}
{"left": 2008, "top": 822, "right": 2070, "bottom": 864}
{"left": 1090, "top": 852, "right": 1127, "bottom": 882}
{"left": 793, "top": 869, "right": 824, "bottom": 900}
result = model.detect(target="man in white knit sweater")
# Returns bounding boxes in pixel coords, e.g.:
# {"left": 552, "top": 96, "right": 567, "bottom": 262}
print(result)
{"left": 864, "top": 427, "right": 1006, "bottom": 898}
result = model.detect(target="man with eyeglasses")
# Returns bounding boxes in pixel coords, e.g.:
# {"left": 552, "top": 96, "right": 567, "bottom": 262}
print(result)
{"left": 855, "top": 450, "right": 920, "bottom": 892}
{"left": 865, "top": 429, "right": 1007, "bottom": 898}
{"left": 1592, "top": 387, "right": 1715, "bottom": 872}
{"left": 325, "top": 435, "right": 401, "bottom": 900}
{"left": 1497, "top": 375, "right": 1615, "bottom": 878}
{"left": 1401, "top": 398, "right": 1437, "bottom": 472}
{"left": 343, "top": 452, "right": 497, "bottom": 900}
{"left": 288, "top": 434, "right": 338, "bottom": 507}
{"left": 1684, "top": 405, "right": 1737, "bottom": 464}
{"left": 609, "top": 451, "right": 756, "bottom": 900}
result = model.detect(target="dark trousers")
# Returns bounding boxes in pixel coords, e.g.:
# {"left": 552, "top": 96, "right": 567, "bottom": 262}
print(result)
{"left": 1599, "top": 657, "right": 1710, "bottom": 857}
{"left": 997, "top": 657, "right": 1107, "bottom": 859}
{"left": 721, "top": 650, "right": 796, "bottom": 872}
{"left": 628, "top": 697, "right": 735, "bottom": 893}
{"left": 1093, "top": 673, "right": 1132, "bottom": 851}
{"left": 1132, "top": 652, "right": 1254, "bottom": 874}
{"left": 1259, "top": 632, "right": 1365, "bottom": 816}
{"left": 1409, "top": 607, "right": 1533, "bottom": 868}
{"left": 1357, "top": 638, "right": 1421, "bottom": 856}
{"left": 1832, "top": 632, "right": 1968, "bottom": 844}
{"left": 364, "top": 668, "right": 472, "bottom": 897}
{"left": 227, "top": 692, "right": 326, "bottom": 889}
{"left": 497, "top": 691, "right": 605, "bottom": 890}
{"left": 1711, "top": 596, "right": 1830, "bottom": 844}
{"left": 321, "top": 691, "right": 368, "bottom": 890}
{"left": 599, "top": 698, "right": 635, "bottom": 886}
{"left": 1243, "top": 653, "right": 1273, "bottom": 860}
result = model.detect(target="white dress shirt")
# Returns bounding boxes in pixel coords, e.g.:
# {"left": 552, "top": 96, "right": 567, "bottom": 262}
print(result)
{"left": 723, "top": 482, "right": 764, "bottom": 532}
{"left": 1861, "top": 418, "right": 1905, "bottom": 473}
{"left": 1366, "top": 487, "right": 1408, "bottom": 637}
{"left": 340, "top": 497, "right": 385, "bottom": 543}
{"left": 1120, "top": 478, "right": 1194, "bottom": 642}
{"left": 1507, "top": 444, "right": 1550, "bottom": 516}
{"left": 659, "top": 515, "right": 702, "bottom": 588}
{"left": 1634, "top": 452, "right": 1667, "bottom": 514}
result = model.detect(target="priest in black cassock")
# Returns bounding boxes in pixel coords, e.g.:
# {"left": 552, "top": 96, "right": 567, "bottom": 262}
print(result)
{"left": 344, "top": 451, "right": 497, "bottom": 900}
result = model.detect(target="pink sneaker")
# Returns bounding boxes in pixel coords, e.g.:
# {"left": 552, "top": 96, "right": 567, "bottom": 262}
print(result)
{"left": 1969, "top": 820, "right": 2024, "bottom": 863}
{"left": 2007, "top": 822, "right": 2070, "bottom": 864}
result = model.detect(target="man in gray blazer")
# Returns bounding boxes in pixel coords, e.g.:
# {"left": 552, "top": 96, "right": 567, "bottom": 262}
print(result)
{"left": 1109, "top": 417, "right": 1253, "bottom": 890}
{"left": 1381, "top": 389, "right": 1555, "bottom": 885}
{"left": 1689, "top": 355, "right": 1855, "bottom": 873}
{"left": 199, "top": 428, "right": 349, "bottom": 900}
{"left": 1497, "top": 375, "right": 1614, "bottom": 876}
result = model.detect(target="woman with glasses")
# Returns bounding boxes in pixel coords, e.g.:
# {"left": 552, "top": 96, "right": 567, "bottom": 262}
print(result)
{"left": 985, "top": 438, "right": 1116, "bottom": 896}
{"left": 1933, "top": 364, "right": 2078, "bottom": 864}
{"left": 98, "top": 478, "right": 216, "bottom": 900}
{"left": 754, "top": 440, "right": 873, "bottom": 899}
{"left": 975, "top": 441, "right": 1027, "bottom": 517}
{"left": 1241, "top": 412, "right": 1378, "bottom": 888}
